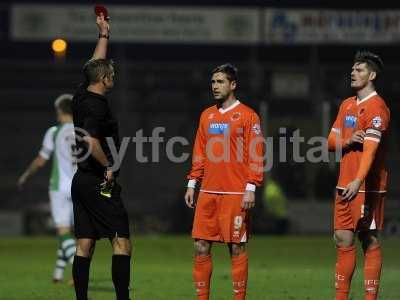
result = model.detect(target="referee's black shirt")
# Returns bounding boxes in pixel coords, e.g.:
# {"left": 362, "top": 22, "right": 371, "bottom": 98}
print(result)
{"left": 72, "top": 83, "right": 121, "bottom": 176}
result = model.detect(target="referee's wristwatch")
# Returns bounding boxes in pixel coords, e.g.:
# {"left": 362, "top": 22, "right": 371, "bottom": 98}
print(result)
{"left": 98, "top": 33, "right": 110, "bottom": 39}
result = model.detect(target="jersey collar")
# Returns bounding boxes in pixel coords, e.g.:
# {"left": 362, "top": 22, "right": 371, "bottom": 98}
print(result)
{"left": 218, "top": 100, "right": 240, "bottom": 114}
{"left": 357, "top": 91, "right": 377, "bottom": 105}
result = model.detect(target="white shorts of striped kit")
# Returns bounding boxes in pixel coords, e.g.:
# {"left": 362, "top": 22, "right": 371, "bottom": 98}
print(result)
{"left": 49, "top": 190, "right": 74, "bottom": 227}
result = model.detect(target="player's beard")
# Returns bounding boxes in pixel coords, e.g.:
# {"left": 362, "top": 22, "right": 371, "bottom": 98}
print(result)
{"left": 351, "top": 76, "right": 371, "bottom": 91}
{"left": 214, "top": 93, "right": 229, "bottom": 106}
{"left": 106, "top": 82, "right": 114, "bottom": 92}
{"left": 352, "top": 82, "right": 369, "bottom": 92}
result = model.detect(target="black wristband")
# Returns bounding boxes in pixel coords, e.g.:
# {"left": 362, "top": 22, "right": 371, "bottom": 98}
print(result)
{"left": 98, "top": 33, "right": 109, "bottom": 39}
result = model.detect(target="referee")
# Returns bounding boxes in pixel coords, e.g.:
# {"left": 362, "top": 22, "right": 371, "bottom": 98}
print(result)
{"left": 71, "top": 13, "right": 131, "bottom": 300}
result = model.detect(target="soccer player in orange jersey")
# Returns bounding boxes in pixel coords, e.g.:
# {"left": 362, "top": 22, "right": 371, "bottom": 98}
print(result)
{"left": 184, "top": 64, "right": 265, "bottom": 300}
{"left": 328, "top": 51, "right": 390, "bottom": 300}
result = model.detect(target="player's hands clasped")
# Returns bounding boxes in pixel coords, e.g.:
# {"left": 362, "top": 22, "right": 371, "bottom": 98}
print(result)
{"left": 347, "top": 130, "right": 365, "bottom": 146}
{"left": 241, "top": 191, "right": 255, "bottom": 210}
{"left": 342, "top": 178, "right": 362, "bottom": 201}
{"left": 185, "top": 187, "right": 195, "bottom": 208}
{"left": 96, "top": 13, "right": 110, "bottom": 35}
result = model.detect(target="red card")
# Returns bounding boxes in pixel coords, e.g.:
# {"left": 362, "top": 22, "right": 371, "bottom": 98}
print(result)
{"left": 94, "top": 5, "right": 110, "bottom": 21}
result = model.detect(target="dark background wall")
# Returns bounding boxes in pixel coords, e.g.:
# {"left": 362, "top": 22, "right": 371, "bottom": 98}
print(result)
{"left": 1, "top": 1, "right": 399, "bottom": 235}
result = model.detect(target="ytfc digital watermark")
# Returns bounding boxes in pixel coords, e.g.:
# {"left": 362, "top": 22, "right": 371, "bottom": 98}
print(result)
{"left": 65, "top": 126, "right": 343, "bottom": 172}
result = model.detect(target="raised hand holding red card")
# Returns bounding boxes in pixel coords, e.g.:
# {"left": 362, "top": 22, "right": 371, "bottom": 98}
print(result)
{"left": 94, "top": 5, "right": 110, "bottom": 21}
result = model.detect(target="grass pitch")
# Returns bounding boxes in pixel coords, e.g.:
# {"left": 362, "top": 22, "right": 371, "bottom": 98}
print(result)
{"left": 0, "top": 235, "right": 399, "bottom": 299}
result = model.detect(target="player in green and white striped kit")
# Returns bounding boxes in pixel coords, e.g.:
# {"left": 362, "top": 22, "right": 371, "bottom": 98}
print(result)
{"left": 18, "top": 94, "right": 77, "bottom": 283}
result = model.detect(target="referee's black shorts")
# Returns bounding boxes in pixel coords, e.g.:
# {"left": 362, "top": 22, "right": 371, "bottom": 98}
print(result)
{"left": 71, "top": 169, "right": 130, "bottom": 240}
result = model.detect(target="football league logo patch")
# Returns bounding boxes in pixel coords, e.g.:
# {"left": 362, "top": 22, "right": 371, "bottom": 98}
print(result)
{"left": 252, "top": 124, "right": 261, "bottom": 135}
{"left": 372, "top": 116, "right": 382, "bottom": 128}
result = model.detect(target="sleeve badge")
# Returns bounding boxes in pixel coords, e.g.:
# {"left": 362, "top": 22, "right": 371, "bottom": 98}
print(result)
{"left": 372, "top": 116, "right": 382, "bottom": 128}
{"left": 252, "top": 123, "right": 261, "bottom": 135}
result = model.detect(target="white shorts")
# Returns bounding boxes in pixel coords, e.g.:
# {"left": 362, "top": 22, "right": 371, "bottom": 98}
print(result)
{"left": 49, "top": 190, "right": 74, "bottom": 227}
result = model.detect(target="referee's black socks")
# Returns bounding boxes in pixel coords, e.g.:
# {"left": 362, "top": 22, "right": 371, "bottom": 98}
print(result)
{"left": 112, "top": 254, "right": 131, "bottom": 300}
{"left": 72, "top": 255, "right": 91, "bottom": 300}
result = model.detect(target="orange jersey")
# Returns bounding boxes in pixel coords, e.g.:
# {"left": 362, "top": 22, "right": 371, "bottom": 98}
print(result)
{"left": 330, "top": 92, "right": 390, "bottom": 192}
{"left": 188, "top": 100, "right": 265, "bottom": 194}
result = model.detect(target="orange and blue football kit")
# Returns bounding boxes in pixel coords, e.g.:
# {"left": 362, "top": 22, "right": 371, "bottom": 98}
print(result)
{"left": 328, "top": 91, "right": 390, "bottom": 300}
{"left": 187, "top": 100, "right": 264, "bottom": 300}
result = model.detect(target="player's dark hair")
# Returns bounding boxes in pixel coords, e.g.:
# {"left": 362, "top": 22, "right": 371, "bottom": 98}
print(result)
{"left": 354, "top": 50, "right": 384, "bottom": 75}
{"left": 54, "top": 94, "right": 73, "bottom": 115}
{"left": 83, "top": 58, "right": 114, "bottom": 85}
{"left": 211, "top": 63, "right": 238, "bottom": 82}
